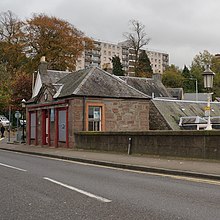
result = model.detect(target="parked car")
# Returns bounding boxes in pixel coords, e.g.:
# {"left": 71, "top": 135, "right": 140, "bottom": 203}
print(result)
{"left": 0, "top": 115, "right": 10, "bottom": 127}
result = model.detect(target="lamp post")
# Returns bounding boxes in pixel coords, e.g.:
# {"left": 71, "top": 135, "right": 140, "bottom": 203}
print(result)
{"left": 202, "top": 65, "right": 215, "bottom": 130}
{"left": 189, "top": 78, "right": 198, "bottom": 101}
{"left": 21, "top": 99, "right": 26, "bottom": 142}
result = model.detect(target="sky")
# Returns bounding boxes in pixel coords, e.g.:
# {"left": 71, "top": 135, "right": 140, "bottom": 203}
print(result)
{"left": 1, "top": 0, "right": 220, "bottom": 69}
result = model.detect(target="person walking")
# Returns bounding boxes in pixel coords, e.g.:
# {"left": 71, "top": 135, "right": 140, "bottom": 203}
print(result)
{"left": 1, "top": 124, "right": 5, "bottom": 138}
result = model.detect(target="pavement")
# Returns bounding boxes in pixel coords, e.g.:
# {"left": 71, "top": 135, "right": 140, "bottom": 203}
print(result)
{"left": 0, "top": 134, "right": 220, "bottom": 181}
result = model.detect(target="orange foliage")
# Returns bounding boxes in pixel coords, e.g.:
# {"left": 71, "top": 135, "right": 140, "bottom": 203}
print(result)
{"left": 25, "top": 14, "right": 94, "bottom": 71}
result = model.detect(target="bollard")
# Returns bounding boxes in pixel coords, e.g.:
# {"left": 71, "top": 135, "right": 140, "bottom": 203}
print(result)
{"left": 128, "top": 137, "right": 132, "bottom": 155}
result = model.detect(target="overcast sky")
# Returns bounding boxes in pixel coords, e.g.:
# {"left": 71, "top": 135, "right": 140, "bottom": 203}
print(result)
{"left": 1, "top": 0, "right": 220, "bottom": 69}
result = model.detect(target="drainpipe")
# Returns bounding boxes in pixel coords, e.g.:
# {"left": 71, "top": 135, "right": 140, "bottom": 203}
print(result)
{"left": 83, "top": 96, "right": 86, "bottom": 131}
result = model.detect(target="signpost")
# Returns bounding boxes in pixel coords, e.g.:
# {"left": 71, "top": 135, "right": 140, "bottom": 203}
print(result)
{"left": 15, "top": 111, "right": 21, "bottom": 141}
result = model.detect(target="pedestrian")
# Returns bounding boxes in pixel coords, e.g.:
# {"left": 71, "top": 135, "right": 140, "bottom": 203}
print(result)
{"left": 1, "top": 124, "right": 5, "bottom": 138}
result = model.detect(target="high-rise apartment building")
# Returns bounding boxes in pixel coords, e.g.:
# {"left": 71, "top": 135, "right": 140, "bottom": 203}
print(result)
{"left": 76, "top": 40, "right": 169, "bottom": 75}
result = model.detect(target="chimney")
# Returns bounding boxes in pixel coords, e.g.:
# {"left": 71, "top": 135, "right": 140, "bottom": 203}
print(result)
{"left": 152, "top": 73, "right": 162, "bottom": 81}
{"left": 38, "top": 56, "right": 47, "bottom": 75}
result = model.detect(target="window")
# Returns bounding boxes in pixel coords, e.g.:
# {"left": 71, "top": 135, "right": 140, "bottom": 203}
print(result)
{"left": 58, "top": 110, "right": 66, "bottom": 142}
{"left": 88, "top": 106, "right": 101, "bottom": 131}
{"left": 30, "top": 112, "right": 36, "bottom": 139}
{"left": 86, "top": 103, "right": 105, "bottom": 131}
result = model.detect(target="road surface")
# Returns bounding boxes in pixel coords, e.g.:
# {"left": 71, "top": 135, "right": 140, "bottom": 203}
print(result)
{"left": 0, "top": 149, "right": 219, "bottom": 220}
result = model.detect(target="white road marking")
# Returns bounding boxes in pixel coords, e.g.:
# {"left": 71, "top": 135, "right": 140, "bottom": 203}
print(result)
{"left": 44, "top": 177, "right": 112, "bottom": 203}
{"left": 0, "top": 162, "right": 27, "bottom": 172}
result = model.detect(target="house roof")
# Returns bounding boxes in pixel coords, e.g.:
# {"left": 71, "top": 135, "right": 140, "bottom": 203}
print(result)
{"left": 166, "top": 88, "right": 183, "bottom": 99}
{"left": 183, "top": 93, "right": 207, "bottom": 101}
{"left": 56, "top": 67, "right": 150, "bottom": 99}
{"left": 152, "top": 98, "right": 220, "bottom": 130}
{"left": 119, "top": 76, "right": 171, "bottom": 98}
{"left": 41, "top": 70, "right": 69, "bottom": 85}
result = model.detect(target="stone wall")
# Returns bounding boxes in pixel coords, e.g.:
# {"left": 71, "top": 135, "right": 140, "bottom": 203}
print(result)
{"left": 104, "top": 99, "right": 149, "bottom": 131}
{"left": 74, "top": 131, "right": 220, "bottom": 160}
{"left": 149, "top": 101, "right": 171, "bottom": 130}
{"left": 69, "top": 97, "right": 149, "bottom": 132}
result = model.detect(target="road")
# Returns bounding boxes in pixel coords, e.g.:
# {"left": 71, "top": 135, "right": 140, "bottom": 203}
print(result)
{"left": 0, "top": 149, "right": 220, "bottom": 220}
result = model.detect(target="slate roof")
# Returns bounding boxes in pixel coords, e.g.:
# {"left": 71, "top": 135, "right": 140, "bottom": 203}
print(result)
{"left": 119, "top": 76, "right": 171, "bottom": 98}
{"left": 41, "top": 70, "right": 69, "bottom": 85}
{"left": 166, "top": 88, "right": 183, "bottom": 100}
{"left": 152, "top": 98, "right": 220, "bottom": 130}
{"left": 56, "top": 67, "right": 150, "bottom": 99}
{"left": 183, "top": 93, "right": 208, "bottom": 101}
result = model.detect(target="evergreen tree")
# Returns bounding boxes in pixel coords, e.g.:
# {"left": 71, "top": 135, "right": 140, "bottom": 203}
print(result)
{"left": 111, "top": 56, "right": 124, "bottom": 76}
{"left": 182, "top": 65, "right": 195, "bottom": 93}
{"left": 136, "top": 50, "right": 153, "bottom": 77}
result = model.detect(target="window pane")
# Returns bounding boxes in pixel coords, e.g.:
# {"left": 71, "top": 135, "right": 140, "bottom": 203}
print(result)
{"left": 88, "top": 121, "right": 93, "bottom": 131}
{"left": 94, "top": 121, "right": 100, "bottom": 131}
{"left": 89, "top": 107, "right": 94, "bottom": 119}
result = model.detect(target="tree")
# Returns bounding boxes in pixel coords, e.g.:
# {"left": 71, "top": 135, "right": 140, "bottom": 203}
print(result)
{"left": 210, "top": 55, "right": 220, "bottom": 97}
{"left": 162, "top": 65, "right": 184, "bottom": 88}
{"left": 0, "top": 64, "right": 11, "bottom": 111}
{"left": 124, "top": 19, "right": 150, "bottom": 75}
{"left": 136, "top": 50, "right": 153, "bottom": 77}
{"left": 111, "top": 56, "right": 124, "bottom": 76}
{"left": 0, "top": 11, "right": 94, "bottom": 111}
{"left": 191, "top": 50, "right": 213, "bottom": 70}
{"left": 24, "top": 14, "right": 93, "bottom": 72}
{"left": 0, "top": 10, "right": 28, "bottom": 75}
{"left": 181, "top": 65, "right": 194, "bottom": 93}
{"left": 190, "top": 50, "right": 213, "bottom": 93}
{"left": 10, "top": 71, "right": 32, "bottom": 109}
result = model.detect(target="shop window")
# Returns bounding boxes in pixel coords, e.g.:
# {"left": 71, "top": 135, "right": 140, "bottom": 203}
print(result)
{"left": 30, "top": 112, "right": 36, "bottom": 139}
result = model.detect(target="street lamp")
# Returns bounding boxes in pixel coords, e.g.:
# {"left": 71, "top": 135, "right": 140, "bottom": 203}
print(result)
{"left": 21, "top": 99, "right": 26, "bottom": 142}
{"left": 189, "top": 78, "right": 198, "bottom": 101}
{"left": 202, "top": 65, "right": 215, "bottom": 130}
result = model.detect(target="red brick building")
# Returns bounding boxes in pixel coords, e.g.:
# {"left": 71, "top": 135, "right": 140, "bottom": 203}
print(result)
{"left": 26, "top": 59, "right": 150, "bottom": 148}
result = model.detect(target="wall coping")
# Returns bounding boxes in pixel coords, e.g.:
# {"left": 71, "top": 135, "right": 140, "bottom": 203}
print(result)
{"left": 75, "top": 130, "right": 220, "bottom": 136}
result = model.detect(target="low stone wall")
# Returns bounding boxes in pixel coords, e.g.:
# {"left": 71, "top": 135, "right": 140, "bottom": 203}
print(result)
{"left": 74, "top": 131, "right": 220, "bottom": 160}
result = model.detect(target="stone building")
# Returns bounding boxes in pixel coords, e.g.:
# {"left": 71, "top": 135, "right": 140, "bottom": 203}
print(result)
{"left": 26, "top": 59, "right": 150, "bottom": 148}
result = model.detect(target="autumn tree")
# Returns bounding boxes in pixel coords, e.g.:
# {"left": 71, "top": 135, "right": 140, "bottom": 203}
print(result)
{"left": 24, "top": 14, "right": 93, "bottom": 72}
{"left": 124, "top": 19, "right": 150, "bottom": 75}
{"left": 10, "top": 72, "right": 32, "bottom": 109}
{"left": 136, "top": 50, "right": 153, "bottom": 77}
{"left": 0, "top": 10, "right": 27, "bottom": 75}
{"left": 0, "top": 11, "right": 93, "bottom": 111}
{"left": 0, "top": 64, "right": 11, "bottom": 111}
{"left": 111, "top": 56, "right": 124, "bottom": 76}
{"left": 162, "top": 65, "right": 184, "bottom": 88}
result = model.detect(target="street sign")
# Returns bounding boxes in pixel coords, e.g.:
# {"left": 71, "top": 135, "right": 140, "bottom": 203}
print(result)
{"left": 204, "top": 106, "right": 211, "bottom": 111}
{"left": 15, "top": 111, "right": 21, "bottom": 119}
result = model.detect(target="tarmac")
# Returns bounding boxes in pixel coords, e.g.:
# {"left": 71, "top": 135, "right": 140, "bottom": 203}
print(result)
{"left": 0, "top": 134, "right": 220, "bottom": 181}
